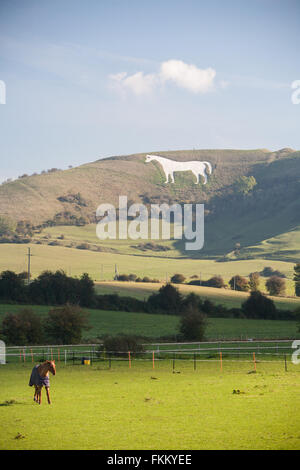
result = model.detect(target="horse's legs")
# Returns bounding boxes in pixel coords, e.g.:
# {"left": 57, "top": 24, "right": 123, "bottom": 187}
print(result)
{"left": 45, "top": 387, "right": 51, "bottom": 404}
{"left": 34, "top": 385, "right": 38, "bottom": 402}
{"left": 170, "top": 172, "right": 175, "bottom": 183}
{"left": 191, "top": 170, "right": 199, "bottom": 184}
{"left": 164, "top": 172, "right": 169, "bottom": 183}
{"left": 38, "top": 386, "right": 42, "bottom": 404}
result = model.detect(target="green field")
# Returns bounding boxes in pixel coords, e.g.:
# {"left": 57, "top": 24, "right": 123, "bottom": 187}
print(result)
{"left": 0, "top": 361, "right": 299, "bottom": 450}
{"left": 0, "top": 303, "right": 298, "bottom": 341}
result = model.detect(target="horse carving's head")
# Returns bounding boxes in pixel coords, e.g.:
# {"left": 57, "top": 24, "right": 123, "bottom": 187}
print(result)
{"left": 47, "top": 360, "right": 56, "bottom": 375}
{"left": 145, "top": 155, "right": 154, "bottom": 163}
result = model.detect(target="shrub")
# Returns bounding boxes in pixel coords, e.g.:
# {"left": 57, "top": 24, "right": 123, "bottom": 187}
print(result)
{"left": 294, "top": 264, "right": 300, "bottom": 297}
{"left": 266, "top": 276, "right": 286, "bottom": 296}
{"left": 260, "top": 267, "right": 286, "bottom": 278}
{"left": 242, "top": 291, "right": 277, "bottom": 319}
{"left": 170, "top": 273, "right": 186, "bottom": 284}
{"left": 205, "top": 275, "right": 225, "bottom": 288}
{"left": 147, "top": 283, "right": 183, "bottom": 315}
{"left": 249, "top": 272, "right": 260, "bottom": 292}
{"left": 102, "top": 334, "right": 144, "bottom": 357}
{"left": 229, "top": 275, "right": 249, "bottom": 292}
{"left": 44, "top": 304, "right": 90, "bottom": 344}
{"left": 179, "top": 305, "right": 207, "bottom": 341}
{"left": 0, "top": 309, "right": 44, "bottom": 345}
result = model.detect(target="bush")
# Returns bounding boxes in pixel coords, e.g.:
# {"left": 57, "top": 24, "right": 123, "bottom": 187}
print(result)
{"left": 229, "top": 275, "right": 249, "bottom": 292}
{"left": 44, "top": 304, "right": 90, "bottom": 344}
{"left": 179, "top": 305, "right": 207, "bottom": 341}
{"left": 242, "top": 291, "right": 277, "bottom": 319}
{"left": 249, "top": 272, "right": 260, "bottom": 292}
{"left": 147, "top": 283, "right": 183, "bottom": 315}
{"left": 0, "top": 308, "right": 44, "bottom": 345}
{"left": 170, "top": 274, "right": 186, "bottom": 284}
{"left": 266, "top": 276, "right": 286, "bottom": 296}
{"left": 260, "top": 267, "right": 286, "bottom": 278}
{"left": 102, "top": 334, "right": 144, "bottom": 357}
{"left": 205, "top": 275, "right": 225, "bottom": 288}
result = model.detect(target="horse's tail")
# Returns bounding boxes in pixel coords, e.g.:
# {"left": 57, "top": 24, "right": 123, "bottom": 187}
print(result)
{"left": 203, "top": 161, "right": 212, "bottom": 174}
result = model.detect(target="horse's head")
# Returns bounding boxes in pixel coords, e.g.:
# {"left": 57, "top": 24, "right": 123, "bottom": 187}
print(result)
{"left": 145, "top": 154, "right": 154, "bottom": 163}
{"left": 47, "top": 360, "right": 56, "bottom": 376}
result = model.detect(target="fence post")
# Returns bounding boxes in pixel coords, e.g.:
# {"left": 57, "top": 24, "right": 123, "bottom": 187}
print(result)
{"left": 284, "top": 354, "right": 287, "bottom": 372}
{"left": 152, "top": 351, "right": 155, "bottom": 369}
{"left": 253, "top": 352, "right": 256, "bottom": 371}
{"left": 220, "top": 351, "right": 222, "bottom": 371}
{"left": 128, "top": 351, "right": 131, "bottom": 369}
{"left": 173, "top": 353, "right": 175, "bottom": 372}
{"left": 194, "top": 353, "right": 196, "bottom": 371}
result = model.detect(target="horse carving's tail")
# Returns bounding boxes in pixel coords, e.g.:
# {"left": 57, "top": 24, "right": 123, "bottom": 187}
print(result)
{"left": 203, "top": 162, "right": 212, "bottom": 174}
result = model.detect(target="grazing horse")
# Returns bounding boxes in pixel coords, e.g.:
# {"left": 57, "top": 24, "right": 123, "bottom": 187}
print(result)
{"left": 145, "top": 154, "right": 212, "bottom": 184}
{"left": 29, "top": 360, "right": 56, "bottom": 404}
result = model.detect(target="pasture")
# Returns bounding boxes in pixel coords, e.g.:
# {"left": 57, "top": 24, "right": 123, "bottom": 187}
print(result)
{"left": 0, "top": 303, "right": 299, "bottom": 340}
{"left": 0, "top": 361, "right": 299, "bottom": 450}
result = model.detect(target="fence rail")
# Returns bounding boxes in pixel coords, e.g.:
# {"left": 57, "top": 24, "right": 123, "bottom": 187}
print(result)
{"left": 2, "top": 339, "right": 296, "bottom": 371}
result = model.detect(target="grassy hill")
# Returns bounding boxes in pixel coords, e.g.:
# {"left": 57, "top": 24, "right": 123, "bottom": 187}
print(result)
{"left": 1, "top": 147, "right": 300, "bottom": 261}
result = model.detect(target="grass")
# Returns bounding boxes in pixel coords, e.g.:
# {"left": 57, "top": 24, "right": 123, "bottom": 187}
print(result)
{"left": 0, "top": 303, "right": 298, "bottom": 341}
{"left": 0, "top": 242, "right": 298, "bottom": 293}
{"left": 95, "top": 281, "right": 300, "bottom": 311}
{"left": 0, "top": 361, "right": 299, "bottom": 450}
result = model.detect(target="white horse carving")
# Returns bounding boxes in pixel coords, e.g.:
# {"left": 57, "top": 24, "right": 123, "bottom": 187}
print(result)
{"left": 145, "top": 154, "right": 212, "bottom": 184}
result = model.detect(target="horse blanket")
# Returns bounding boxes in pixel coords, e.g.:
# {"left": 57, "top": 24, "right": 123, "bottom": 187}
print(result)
{"left": 29, "top": 365, "right": 50, "bottom": 387}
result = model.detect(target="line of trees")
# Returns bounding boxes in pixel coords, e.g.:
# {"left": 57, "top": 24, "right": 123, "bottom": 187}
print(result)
{"left": 0, "top": 270, "right": 298, "bottom": 346}
{"left": 0, "top": 305, "right": 90, "bottom": 345}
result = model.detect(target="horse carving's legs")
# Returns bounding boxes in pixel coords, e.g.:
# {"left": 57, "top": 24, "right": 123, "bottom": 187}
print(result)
{"left": 191, "top": 171, "right": 199, "bottom": 184}
{"left": 45, "top": 387, "right": 51, "bottom": 404}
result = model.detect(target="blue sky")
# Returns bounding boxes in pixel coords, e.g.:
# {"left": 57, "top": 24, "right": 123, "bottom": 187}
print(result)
{"left": 0, "top": 0, "right": 299, "bottom": 182}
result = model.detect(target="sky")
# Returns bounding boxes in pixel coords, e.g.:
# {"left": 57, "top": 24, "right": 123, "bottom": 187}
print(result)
{"left": 0, "top": 0, "right": 300, "bottom": 182}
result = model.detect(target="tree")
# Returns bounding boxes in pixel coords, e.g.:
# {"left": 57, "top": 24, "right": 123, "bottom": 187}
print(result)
{"left": 234, "top": 175, "right": 257, "bottom": 195}
{"left": 266, "top": 276, "right": 286, "bottom": 296}
{"left": 179, "top": 305, "right": 207, "bottom": 341}
{"left": 0, "top": 270, "right": 27, "bottom": 302}
{"left": 44, "top": 305, "right": 90, "bottom": 344}
{"left": 147, "top": 283, "right": 183, "bottom": 314}
{"left": 206, "top": 275, "right": 225, "bottom": 288}
{"left": 1, "top": 309, "right": 43, "bottom": 345}
{"left": 242, "top": 291, "right": 277, "bottom": 319}
{"left": 0, "top": 216, "right": 16, "bottom": 236}
{"left": 249, "top": 272, "right": 260, "bottom": 292}
{"left": 170, "top": 273, "right": 186, "bottom": 284}
{"left": 229, "top": 275, "right": 249, "bottom": 292}
{"left": 78, "top": 273, "right": 95, "bottom": 307}
{"left": 102, "top": 334, "right": 144, "bottom": 357}
{"left": 294, "top": 264, "right": 300, "bottom": 297}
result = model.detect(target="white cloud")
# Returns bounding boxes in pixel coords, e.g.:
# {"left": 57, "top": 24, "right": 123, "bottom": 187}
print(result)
{"left": 109, "top": 59, "right": 217, "bottom": 96}
{"left": 160, "top": 60, "right": 216, "bottom": 93}
{"left": 109, "top": 71, "right": 157, "bottom": 96}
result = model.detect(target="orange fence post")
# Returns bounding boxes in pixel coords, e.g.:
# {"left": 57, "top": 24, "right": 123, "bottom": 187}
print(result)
{"left": 23, "top": 348, "right": 26, "bottom": 362}
{"left": 152, "top": 351, "right": 155, "bottom": 369}
{"left": 128, "top": 351, "right": 131, "bottom": 369}
{"left": 220, "top": 351, "right": 222, "bottom": 371}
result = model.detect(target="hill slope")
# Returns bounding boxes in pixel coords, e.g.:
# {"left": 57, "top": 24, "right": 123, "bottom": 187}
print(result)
{"left": 0, "top": 147, "right": 299, "bottom": 260}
